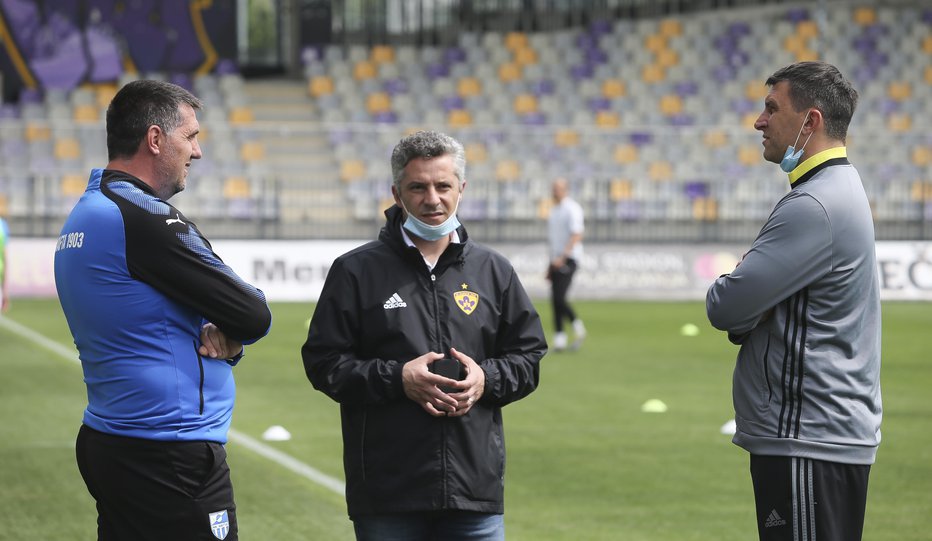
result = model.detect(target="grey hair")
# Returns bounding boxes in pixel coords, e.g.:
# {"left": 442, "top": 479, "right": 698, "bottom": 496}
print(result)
{"left": 390, "top": 130, "right": 466, "bottom": 190}
{"left": 765, "top": 61, "right": 858, "bottom": 142}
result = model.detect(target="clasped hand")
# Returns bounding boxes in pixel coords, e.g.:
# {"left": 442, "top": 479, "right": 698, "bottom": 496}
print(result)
{"left": 402, "top": 348, "right": 485, "bottom": 417}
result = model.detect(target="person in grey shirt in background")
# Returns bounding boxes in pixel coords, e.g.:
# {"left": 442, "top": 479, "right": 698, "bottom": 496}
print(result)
{"left": 706, "top": 61, "right": 881, "bottom": 541}
{"left": 546, "top": 178, "right": 586, "bottom": 351}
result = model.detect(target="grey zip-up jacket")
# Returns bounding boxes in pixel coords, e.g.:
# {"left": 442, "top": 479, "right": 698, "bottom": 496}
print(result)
{"left": 707, "top": 148, "right": 881, "bottom": 465}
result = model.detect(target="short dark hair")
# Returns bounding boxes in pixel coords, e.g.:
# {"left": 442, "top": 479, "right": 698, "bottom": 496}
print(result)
{"left": 391, "top": 130, "right": 466, "bottom": 190}
{"left": 106, "top": 80, "right": 203, "bottom": 160}
{"left": 765, "top": 61, "right": 858, "bottom": 141}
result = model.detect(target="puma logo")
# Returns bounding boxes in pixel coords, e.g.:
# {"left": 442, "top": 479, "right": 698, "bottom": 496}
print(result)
{"left": 165, "top": 215, "right": 186, "bottom": 226}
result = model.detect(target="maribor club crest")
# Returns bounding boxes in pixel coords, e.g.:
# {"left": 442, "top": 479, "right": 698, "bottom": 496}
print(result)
{"left": 454, "top": 285, "right": 479, "bottom": 315}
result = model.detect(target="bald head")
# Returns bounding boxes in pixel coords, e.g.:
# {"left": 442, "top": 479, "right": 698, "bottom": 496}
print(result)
{"left": 552, "top": 178, "right": 569, "bottom": 202}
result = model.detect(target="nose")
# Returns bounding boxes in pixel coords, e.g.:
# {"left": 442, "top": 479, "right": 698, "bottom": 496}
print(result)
{"left": 754, "top": 112, "right": 767, "bottom": 131}
{"left": 191, "top": 138, "right": 202, "bottom": 160}
{"left": 423, "top": 185, "right": 441, "bottom": 205}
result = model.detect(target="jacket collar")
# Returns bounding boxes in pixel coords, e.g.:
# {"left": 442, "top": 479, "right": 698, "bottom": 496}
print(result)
{"left": 787, "top": 147, "right": 849, "bottom": 187}
{"left": 102, "top": 169, "right": 159, "bottom": 197}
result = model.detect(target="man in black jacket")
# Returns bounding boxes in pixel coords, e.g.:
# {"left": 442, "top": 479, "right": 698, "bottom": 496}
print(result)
{"left": 302, "top": 130, "right": 547, "bottom": 540}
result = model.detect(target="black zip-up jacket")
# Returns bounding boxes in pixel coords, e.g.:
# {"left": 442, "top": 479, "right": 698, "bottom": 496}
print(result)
{"left": 302, "top": 205, "right": 546, "bottom": 517}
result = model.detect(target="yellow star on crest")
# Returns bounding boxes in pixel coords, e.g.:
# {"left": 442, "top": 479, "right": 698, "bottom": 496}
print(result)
{"left": 461, "top": 283, "right": 469, "bottom": 289}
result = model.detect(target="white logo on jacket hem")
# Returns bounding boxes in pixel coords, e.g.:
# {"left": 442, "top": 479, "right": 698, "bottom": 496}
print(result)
{"left": 383, "top": 293, "right": 407, "bottom": 309}
{"left": 764, "top": 509, "right": 787, "bottom": 528}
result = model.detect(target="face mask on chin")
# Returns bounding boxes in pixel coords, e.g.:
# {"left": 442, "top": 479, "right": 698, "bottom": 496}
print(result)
{"left": 780, "top": 111, "right": 813, "bottom": 173}
{"left": 400, "top": 196, "right": 462, "bottom": 241}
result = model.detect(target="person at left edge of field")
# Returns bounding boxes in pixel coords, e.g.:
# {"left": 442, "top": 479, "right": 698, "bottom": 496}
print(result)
{"left": 0, "top": 213, "right": 9, "bottom": 312}
{"left": 54, "top": 80, "right": 272, "bottom": 541}
{"left": 302, "top": 130, "right": 547, "bottom": 541}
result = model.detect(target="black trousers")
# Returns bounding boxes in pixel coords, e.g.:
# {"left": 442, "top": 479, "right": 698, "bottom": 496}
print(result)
{"left": 750, "top": 454, "right": 870, "bottom": 541}
{"left": 549, "top": 258, "right": 578, "bottom": 332}
{"left": 76, "top": 424, "right": 238, "bottom": 541}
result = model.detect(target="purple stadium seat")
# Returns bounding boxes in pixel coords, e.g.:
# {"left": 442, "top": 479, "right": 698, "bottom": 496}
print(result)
{"left": 521, "top": 112, "right": 547, "bottom": 125}
{"left": 785, "top": 8, "right": 810, "bottom": 23}
{"left": 425, "top": 62, "right": 449, "bottom": 79}
{"left": 372, "top": 111, "right": 398, "bottom": 124}
{"left": 629, "top": 132, "right": 653, "bottom": 147}
{"left": 615, "top": 201, "right": 640, "bottom": 221}
{"left": 530, "top": 79, "right": 555, "bottom": 96}
{"left": 587, "top": 97, "right": 611, "bottom": 112}
{"left": 0, "top": 104, "right": 19, "bottom": 119}
{"left": 440, "top": 95, "right": 465, "bottom": 111}
{"left": 684, "top": 181, "right": 709, "bottom": 200}
{"left": 674, "top": 81, "right": 699, "bottom": 97}
{"left": 668, "top": 114, "right": 694, "bottom": 127}
{"left": 570, "top": 63, "right": 594, "bottom": 80}
{"left": 444, "top": 46, "right": 467, "bottom": 64}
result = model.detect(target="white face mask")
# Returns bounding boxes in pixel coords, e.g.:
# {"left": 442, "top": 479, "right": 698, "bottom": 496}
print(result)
{"left": 400, "top": 195, "right": 462, "bottom": 241}
{"left": 780, "top": 111, "right": 813, "bottom": 173}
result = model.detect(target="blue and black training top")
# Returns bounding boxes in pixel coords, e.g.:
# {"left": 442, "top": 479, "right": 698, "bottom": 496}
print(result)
{"left": 55, "top": 168, "right": 271, "bottom": 443}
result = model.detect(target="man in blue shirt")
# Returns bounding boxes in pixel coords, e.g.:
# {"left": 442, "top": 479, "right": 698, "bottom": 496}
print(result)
{"left": 55, "top": 80, "right": 272, "bottom": 541}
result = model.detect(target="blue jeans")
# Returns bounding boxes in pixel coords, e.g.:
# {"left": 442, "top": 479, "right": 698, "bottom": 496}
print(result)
{"left": 352, "top": 511, "right": 505, "bottom": 541}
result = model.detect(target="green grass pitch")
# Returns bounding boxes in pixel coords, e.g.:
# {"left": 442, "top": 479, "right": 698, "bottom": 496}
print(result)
{"left": 1, "top": 299, "right": 930, "bottom": 540}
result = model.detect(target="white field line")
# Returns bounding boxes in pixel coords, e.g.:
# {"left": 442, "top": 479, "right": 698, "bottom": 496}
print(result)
{"left": 0, "top": 314, "right": 345, "bottom": 496}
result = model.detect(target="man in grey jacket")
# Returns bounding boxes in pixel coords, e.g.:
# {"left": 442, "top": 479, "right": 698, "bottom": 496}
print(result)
{"left": 707, "top": 61, "right": 881, "bottom": 541}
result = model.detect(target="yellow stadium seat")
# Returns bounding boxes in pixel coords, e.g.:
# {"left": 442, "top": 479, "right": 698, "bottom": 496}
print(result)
{"left": 309, "top": 75, "right": 334, "bottom": 97}
{"left": 610, "top": 179, "right": 632, "bottom": 201}
{"left": 223, "top": 177, "right": 251, "bottom": 199}
{"left": 644, "top": 34, "right": 667, "bottom": 54}
{"left": 25, "top": 122, "right": 51, "bottom": 142}
{"left": 73, "top": 104, "right": 99, "bottom": 123}
{"left": 924, "top": 36, "right": 932, "bottom": 55}
{"left": 504, "top": 32, "right": 528, "bottom": 51}
{"left": 554, "top": 129, "right": 580, "bottom": 148}
{"left": 465, "top": 143, "right": 488, "bottom": 164}
{"left": 693, "top": 197, "right": 719, "bottom": 221}
{"left": 739, "top": 145, "right": 762, "bottom": 165}
{"left": 602, "top": 79, "right": 626, "bottom": 98}
{"left": 513, "top": 94, "right": 538, "bottom": 115}
{"left": 0, "top": 194, "right": 7, "bottom": 216}
{"left": 656, "top": 48, "right": 679, "bottom": 68}
{"left": 514, "top": 47, "right": 538, "bottom": 65}
{"left": 229, "top": 107, "right": 254, "bottom": 124}
{"left": 537, "top": 198, "right": 554, "bottom": 220}
{"left": 660, "top": 95, "right": 683, "bottom": 116}
{"left": 457, "top": 77, "right": 482, "bottom": 97}
{"left": 448, "top": 109, "right": 473, "bottom": 127}
{"left": 340, "top": 160, "right": 367, "bottom": 183}
{"left": 782, "top": 35, "right": 807, "bottom": 54}
{"left": 741, "top": 112, "right": 760, "bottom": 129}
{"left": 658, "top": 19, "right": 682, "bottom": 38}
{"left": 366, "top": 92, "right": 392, "bottom": 114}
{"left": 910, "top": 181, "right": 932, "bottom": 202}
{"left": 888, "top": 82, "right": 912, "bottom": 101}
{"left": 641, "top": 64, "right": 665, "bottom": 83}
{"left": 795, "top": 49, "right": 819, "bottom": 62}
{"left": 54, "top": 138, "right": 81, "bottom": 161}
{"left": 796, "top": 20, "right": 819, "bottom": 38}
{"left": 649, "top": 161, "right": 673, "bottom": 181}
{"left": 853, "top": 7, "right": 876, "bottom": 25}
{"left": 926, "top": 66, "right": 932, "bottom": 85}
{"left": 371, "top": 45, "right": 395, "bottom": 64}
{"left": 240, "top": 142, "right": 266, "bottom": 162}
{"left": 498, "top": 62, "right": 522, "bottom": 83}
{"left": 613, "top": 144, "right": 638, "bottom": 164}
{"left": 495, "top": 160, "right": 521, "bottom": 181}
{"left": 595, "top": 111, "right": 619, "bottom": 128}
{"left": 911, "top": 146, "right": 932, "bottom": 166}
{"left": 703, "top": 130, "right": 728, "bottom": 149}
{"left": 95, "top": 84, "right": 119, "bottom": 109}
{"left": 353, "top": 60, "right": 377, "bottom": 80}
{"left": 887, "top": 113, "right": 912, "bottom": 132}
{"left": 61, "top": 174, "right": 86, "bottom": 196}
{"left": 745, "top": 81, "right": 769, "bottom": 100}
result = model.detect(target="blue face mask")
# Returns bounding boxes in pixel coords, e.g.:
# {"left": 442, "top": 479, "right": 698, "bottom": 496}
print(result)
{"left": 400, "top": 196, "right": 462, "bottom": 241}
{"left": 780, "top": 112, "right": 813, "bottom": 173}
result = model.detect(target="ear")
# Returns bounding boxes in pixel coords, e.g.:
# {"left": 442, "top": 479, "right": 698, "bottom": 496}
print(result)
{"left": 391, "top": 184, "right": 402, "bottom": 208}
{"left": 804, "top": 109, "right": 823, "bottom": 135}
{"left": 144, "top": 124, "right": 163, "bottom": 156}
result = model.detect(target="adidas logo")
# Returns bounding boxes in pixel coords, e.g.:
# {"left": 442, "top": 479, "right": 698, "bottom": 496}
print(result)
{"left": 383, "top": 293, "right": 407, "bottom": 309}
{"left": 764, "top": 509, "right": 787, "bottom": 528}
